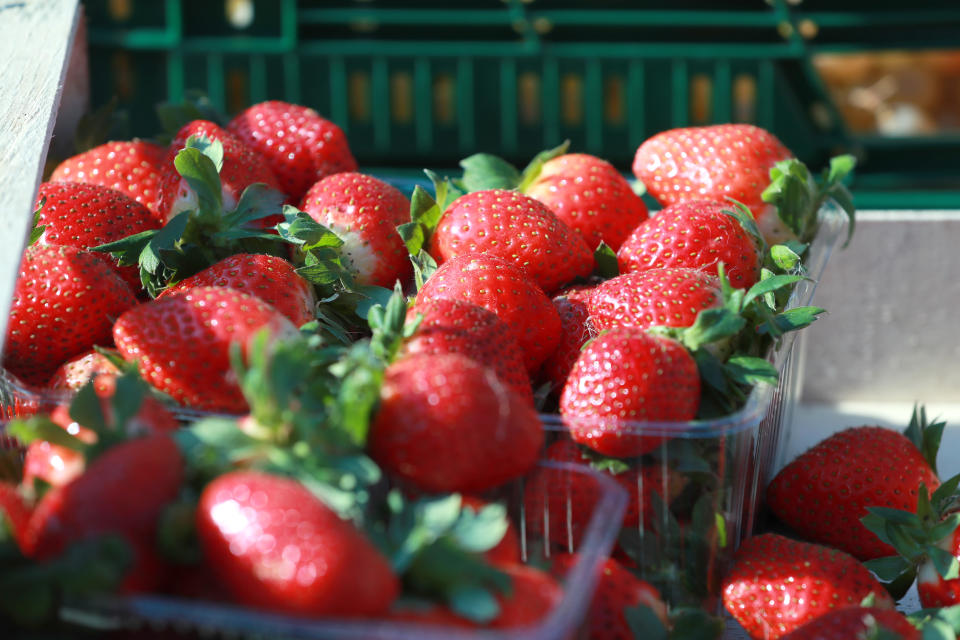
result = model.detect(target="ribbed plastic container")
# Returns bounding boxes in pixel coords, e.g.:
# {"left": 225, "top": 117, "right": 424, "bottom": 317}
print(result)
{"left": 53, "top": 460, "right": 627, "bottom": 639}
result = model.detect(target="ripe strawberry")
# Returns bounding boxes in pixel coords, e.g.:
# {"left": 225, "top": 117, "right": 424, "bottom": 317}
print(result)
{"left": 299, "top": 172, "right": 413, "bottom": 288}
{"left": 767, "top": 425, "right": 940, "bottom": 561}
{"left": 490, "top": 565, "right": 564, "bottom": 629}
{"left": 112, "top": 286, "right": 298, "bottom": 413}
{"left": 415, "top": 253, "right": 562, "bottom": 373}
{"left": 587, "top": 267, "right": 722, "bottom": 332}
{"left": 34, "top": 181, "right": 160, "bottom": 292}
{"left": 722, "top": 534, "right": 894, "bottom": 640}
{"left": 368, "top": 352, "right": 543, "bottom": 494}
{"left": 47, "top": 350, "right": 120, "bottom": 390}
{"left": 0, "top": 483, "right": 31, "bottom": 550}
{"left": 49, "top": 140, "right": 168, "bottom": 223}
{"left": 160, "top": 120, "right": 284, "bottom": 222}
{"left": 560, "top": 330, "right": 700, "bottom": 457}
{"left": 780, "top": 607, "right": 919, "bottom": 640}
{"left": 617, "top": 200, "right": 762, "bottom": 289}
{"left": 157, "top": 253, "right": 316, "bottom": 328}
{"left": 227, "top": 100, "right": 357, "bottom": 204}
{"left": 22, "top": 433, "right": 184, "bottom": 592}
{"left": 403, "top": 298, "right": 532, "bottom": 403}
{"left": 4, "top": 244, "right": 138, "bottom": 386}
{"left": 196, "top": 470, "right": 398, "bottom": 617}
{"left": 550, "top": 554, "right": 668, "bottom": 639}
{"left": 461, "top": 496, "right": 521, "bottom": 565}
{"left": 539, "top": 285, "right": 596, "bottom": 392}
{"left": 524, "top": 153, "right": 649, "bottom": 253}
{"left": 632, "top": 124, "right": 794, "bottom": 243}
{"left": 429, "top": 188, "right": 594, "bottom": 294}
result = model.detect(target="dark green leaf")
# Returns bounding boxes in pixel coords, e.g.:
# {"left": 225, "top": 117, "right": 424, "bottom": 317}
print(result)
{"left": 91, "top": 228, "right": 156, "bottom": 265}
{"left": 141, "top": 211, "right": 190, "bottom": 274}
{"left": 173, "top": 143, "right": 222, "bottom": 213}
{"left": 69, "top": 381, "right": 109, "bottom": 435}
{"left": 676, "top": 308, "right": 745, "bottom": 351}
{"left": 354, "top": 285, "right": 396, "bottom": 320}
{"left": 761, "top": 306, "right": 826, "bottom": 335}
{"left": 861, "top": 513, "right": 896, "bottom": 547}
{"left": 411, "top": 250, "right": 439, "bottom": 292}
{"left": 724, "top": 356, "right": 779, "bottom": 387}
{"left": 397, "top": 221, "right": 426, "bottom": 255}
{"left": 929, "top": 545, "right": 960, "bottom": 581}
{"left": 459, "top": 153, "right": 522, "bottom": 192}
{"left": 929, "top": 514, "right": 960, "bottom": 546}
{"left": 864, "top": 555, "right": 914, "bottom": 583}
{"left": 743, "top": 274, "right": 805, "bottom": 309}
{"left": 867, "top": 506, "right": 924, "bottom": 526}
{"left": 593, "top": 242, "right": 620, "bottom": 279}
{"left": 225, "top": 183, "right": 285, "bottom": 227}
{"left": 516, "top": 140, "right": 571, "bottom": 192}
{"left": 625, "top": 604, "right": 668, "bottom": 640}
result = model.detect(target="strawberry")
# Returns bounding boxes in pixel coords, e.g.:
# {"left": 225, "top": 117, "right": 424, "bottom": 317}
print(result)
{"left": 429, "top": 188, "right": 594, "bottom": 293}
{"left": 22, "top": 432, "right": 184, "bottom": 592}
{"left": 368, "top": 352, "right": 543, "bottom": 493}
{"left": 196, "top": 470, "right": 398, "bottom": 617}
{"left": 47, "top": 350, "right": 120, "bottom": 390}
{"left": 0, "top": 483, "right": 31, "bottom": 550}
{"left": 539, "top": 285, "right": 596, "bottom": 392}
{"left": 415, "top": 253, "right": 562, "bottom": 374}
{"left": 4, "top": 244, "right": 138, "bottom": 386}
{"left": 616, "top": 200, "right": 762, "bottom": 289}
{"left": 560, "top": 330, "right": 700, "bottom": 457}
{"left": 632, "top": 124, "right": 795, "bottom": 243}
{"left": 524, "top": 153, "right": 649, "bottom": 253}
{"left": 587, "top": 267, "right": 721, "bottom": 332}
{"left": 780, "top": 607, "right": 919, "bottom": 640}
{"left": 550, "top": 554, "right": 668, "bottom": 639}
{"left": 112, "top": 286, "right": 298, "bottom": 413}
{"left": 227, "top": 100, "right": 357, "bottom": 204}
{"left": 767, "top": 415, "right": 941, "bottom": 561}
{"left": 299, "top": 172, "right": 413, "bottom": 288}
{"left": 403, "top": 298, "right": 532, "bottom": 403}
{"left": 160, "top": 120, "right": 283, "bottom": 222}
{"left": 157, "top": 253, "right": 316, "bottom": 328}
{"left": 34, "top": 181, "right": 160, "bottom": 292}
{"left": 49, "top": 140, "right": 168, "bottom": 223}
{"left": 490, "top": 564, "right": 563, "bottom": 629}
{"left": 722, "top": 533, "right": 895, "bottom": 640}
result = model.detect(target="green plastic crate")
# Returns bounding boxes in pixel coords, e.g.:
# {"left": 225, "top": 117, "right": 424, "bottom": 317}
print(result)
{"left": 83, "top": 0, "right": 960, "bottom": 208}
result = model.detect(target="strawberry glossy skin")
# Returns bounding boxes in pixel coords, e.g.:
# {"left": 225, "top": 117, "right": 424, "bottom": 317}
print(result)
{"left": 112, "top": 286, "right": 297, "bottom": 414}
{"left": 617, "top": 200, "right": 761, "bottom": 289}
{"left": 299, "top": 172, "right": 412, "bottom": 288}
{"left": 539, "top": 285, "right": 596, "bottom": 393}
{"left": 160, "top": 120, "right": 283, "bottom": 222}
{"left": 416, "top": 253, "right": 562, "bottom": 374}
{"left": 50, "top": 140, "right": 168, "bottom": 223}
{"left": 722, "top": 534, "right": 895, "bottom": 640}
{"left": 47, "top": 350, "right": 120, "bottom": 391}
{"left": 23, "top": 433, "right": 184, "bottom": 592}
{"left": 158, "top": 253, "right": 316, "bottom": 328}
{"left": 525, "top": 153, "right": 649, "bottom": 253}
{"left": 780, "top": 606, "right": 919, "bottom": 640}
{"left": 197, "top": 470, "right": 398, "bottom": 617}
{"left": 369, "top": 353, "right": 543, "bottom": 494}
{"left": 551, "top": 554, "right": 668, "bottom": 639}
{"left": 35, "top": 181, "right": 160, "bottom": 293}
{"left": 767, "top": 426, "right": 940, "bottom": 561}
{"left": 4, "top": 244, "right": 138, "bottom": 386}
{"left": 560, "top": 330, "right": 700, "bottom": 457}
{"left": 227, "top": 100, "right": 357, "bottom": 204}
{"left": 632, "top": 124, "right": 792, "bottom": 240}
{"left": 430, "top": 188, "right": 594, "bottom": 294}
{"left": 587, "top": 267, "right": 721, "bottom": 332}
{"left": 404, "top": 298, "right": 532, "bottom": 403}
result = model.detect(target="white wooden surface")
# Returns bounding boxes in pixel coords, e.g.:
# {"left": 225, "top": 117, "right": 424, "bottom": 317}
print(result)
{"left": 0, "top": 0, "right": 82, "bottom": 358}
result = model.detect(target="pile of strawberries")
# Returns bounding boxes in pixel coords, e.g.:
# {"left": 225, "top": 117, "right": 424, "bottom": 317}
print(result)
{"left": 0, "top": 96, "right": 865, "bottom": 638}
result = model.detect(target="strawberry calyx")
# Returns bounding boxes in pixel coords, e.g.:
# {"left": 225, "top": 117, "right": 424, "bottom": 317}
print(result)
{"left": 903, "top": 404, "right": 947, "bottom": 477}
{"left": 593, "top": 242, "right": 620, "bottom": 280}
{"left": 456, "top": 141, "right": 569, "bottom": 194}
{"left": 92, "top": 136, "right": 287, "bottom": 298}
{"left": 396, "top": 172, "right": 453, "bottom": 289}
{"left": 29, "top": 198, "right": 46, "bottom": 247}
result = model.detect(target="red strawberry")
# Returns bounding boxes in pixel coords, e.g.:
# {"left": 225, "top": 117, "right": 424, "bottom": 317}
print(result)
{"left": 767, "top": 426, "right": 940, "bottom": 561}
{"left": 299, "top": 172, "right": 413, "bottom": 288}
{"left": 560, "top": 330, "right": 700, "bottom": 457}
{"left": 780, "top": 607, "right": 919, "bottom": 640}
{"left": 587, "top": 267, "right": 722, "bottom": 332}
{"left": 34, "top": 181, "right": 160, "bottom": 292}
{"left": 368, "top": 352, "right": 543, "bottom": 494}
{"left": 461, "top": 496, "right": 521, "bottom": 565}
{"left": 47, "top": 350, "right": 120, "bottom": 391}
{"left": 227, "top": 100, "right": 357, "bottom": 204}
{"left": 632, "top": 124, "right": 794, "bottom": 243}
{"left": 525, "top": 153, "right": 649, "bottom": 253}
{"left": 23, "top": 433, "right": 184, "bottom": 592}
{"left": 160, "top": 120, "right": 283, "bottom": 222}
{"left": 617, "top": 200, "right": 762, "bottom": 289}
{"left": 416, "top": 253, "right": 562, "bottom": 374}
{"left": 112, "top": 286, "right": 297, "bottom": 413}
{"left": 551, "top": 554, "right": 668, "bottom": 639}
{"left": 722, "top": 533, "right": 895, "bottom": 640}
{"left": 0, "top": 483, "right": 31, "bottom": 549}
{"left": 4, "top": 244, "right": 138, "bottom": 386}
{"left": 403, "top": 298, "right": 532, "bottom": 403}
{"left": 490, "top": 565, "right": 564, "bottom": 629}
{"left": 196, "top": 470, "right": 398, "bottom": 617}
{"left": 157, "top": 253, "right": 316, "bottom": 328}
{"left": 430, "top": 188, "right": 594, "bottom": 293}
{"left": 49, "top": 140, "right": 168, "bottom": 223}
{"left": 539, "top": 285, "right": 597, "bottom": 392}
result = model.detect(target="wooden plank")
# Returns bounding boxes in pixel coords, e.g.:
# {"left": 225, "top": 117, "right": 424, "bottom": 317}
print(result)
{"left": 0, "top": 0, "right": 82, "bottom": 357}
